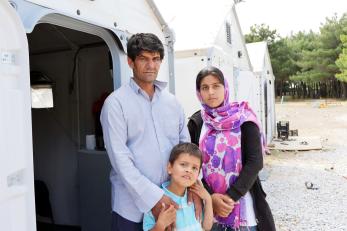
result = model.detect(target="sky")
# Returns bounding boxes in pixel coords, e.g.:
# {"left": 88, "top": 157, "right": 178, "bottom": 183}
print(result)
{"left": 236, "top": 0, "right": 347, "bottom": 36}
{"left": 154, "top": 0, "right": 347, "bottom": 37}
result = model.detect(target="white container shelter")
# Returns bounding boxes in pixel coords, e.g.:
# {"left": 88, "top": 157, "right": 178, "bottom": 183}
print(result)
{"left": 0, "top": 0, "right": 173, "bottom": 230}
{"left": 245, "top": 41, "right": 276, "bottom": 143}
{"left": 154, "top": 0, "right": 252, "bottom": 119}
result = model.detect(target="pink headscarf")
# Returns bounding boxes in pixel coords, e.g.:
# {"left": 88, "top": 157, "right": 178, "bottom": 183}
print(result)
{"left": 198, "top": 78, "right": 264, "bottom": 228}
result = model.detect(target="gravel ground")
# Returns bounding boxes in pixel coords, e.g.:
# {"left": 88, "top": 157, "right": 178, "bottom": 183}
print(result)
{"left": 262, "top": 100, "right": 347, "bottom": 231}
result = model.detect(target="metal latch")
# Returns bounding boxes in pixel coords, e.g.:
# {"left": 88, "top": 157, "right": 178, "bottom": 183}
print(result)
{"left": 7, "top": 169, "right": 24, "bottom": 187}
{"left": 1, "top": 52, "right": 15, "bottom": 65}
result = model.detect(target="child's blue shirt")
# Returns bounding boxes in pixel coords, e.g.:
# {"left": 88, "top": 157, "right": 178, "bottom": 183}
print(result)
{"left": 143, "top": 181, "right": 202, "bottom": 231}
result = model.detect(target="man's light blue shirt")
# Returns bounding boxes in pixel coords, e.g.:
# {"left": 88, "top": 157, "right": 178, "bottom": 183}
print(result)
{"left": 100, "top": 78, "right": 190, "bottom": 222}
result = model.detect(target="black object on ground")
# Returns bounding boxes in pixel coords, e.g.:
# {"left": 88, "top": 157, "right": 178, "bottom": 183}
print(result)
{"left": 305, "top": 181, "right": 319, "bottom": 190}
{"left": 290, "top": 129, "right": 298, "bottom": 136}
{"left": 277, "top": 121, "right": 289, "bottom": 140}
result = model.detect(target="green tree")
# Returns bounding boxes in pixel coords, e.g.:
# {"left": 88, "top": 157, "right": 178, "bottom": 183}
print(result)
{"left": 336, "top": 35, "right": 347, "bottom": 82}
{"left": 289, "top": 31, "right": 320, "bottom": 83}
{"left": 270, "top": 38, "right": 299, "bottom": 96}
{"left": 290, "top": 14, "right": 346, "bottom": 98}
{"left": 334, "top": 13, "right": 347, "bottom": 98}
{"left": 245, "top": 23, "right": 279, "bottom": 44}
{"left": 245, "top": 24, "right": 297, "bottom": 96}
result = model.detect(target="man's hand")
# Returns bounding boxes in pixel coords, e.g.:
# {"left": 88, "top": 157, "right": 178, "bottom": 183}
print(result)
{"left": 152, "top": 203, "right": 176, "bottom": 231}
{"left": 211, "top": 193, "right": 235, "bottom": 218}
{"left": 187, "top": 185, "right": 203, "bottom": 222}
{"left": 151, "top": 195, "right": 178, "bottom": 219}
{"left": 151, "top": 195, "right": 178, "bottom": 231}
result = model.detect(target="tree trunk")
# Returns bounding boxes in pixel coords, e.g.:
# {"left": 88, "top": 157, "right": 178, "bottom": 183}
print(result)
{"left": 333, "top": 80, "right": 338, "bottom": 98}
{"left": 329, "top": 80, "right": 334, "bottom": 98}
{"left": 276, "top": 80, "right": 284, "bottom": 97}
{"left": 342, "top": 82, "right": 347, "bottom": 99}
{"left": 303, "top": 82, "right": 307, "bottom": 98}
{"left": 308, "top": 84, "right": 311, "bottom": 98}
{"left": 325, "top": 81, "right": 328, "bottom": 98}
{"left": 297, "top": 82, "right": 303, "bottom": 98}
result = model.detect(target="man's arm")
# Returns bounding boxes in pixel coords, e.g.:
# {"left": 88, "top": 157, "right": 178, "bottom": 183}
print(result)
{"left": 100, "top": 96, "right": 163, "bottom": 213}
{"left": 178, "top": 103, "right": 191, "bottom": 143}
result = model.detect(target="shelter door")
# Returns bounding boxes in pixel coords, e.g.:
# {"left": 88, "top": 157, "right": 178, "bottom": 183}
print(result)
{"left": 0, "top": 1, "right": 36, "bottom": 231}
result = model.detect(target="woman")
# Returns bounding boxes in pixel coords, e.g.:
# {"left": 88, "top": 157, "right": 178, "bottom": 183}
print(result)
{"left": 188, "top": 66, "right": 276, "bottom": 231}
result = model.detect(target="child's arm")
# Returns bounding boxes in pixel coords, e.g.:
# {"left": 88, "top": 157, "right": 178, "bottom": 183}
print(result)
{"left": 189, "top": 181, "right": 214, "bottom": 230}
{"left": 150, "top": 204, "right": 176, "bottom": 231}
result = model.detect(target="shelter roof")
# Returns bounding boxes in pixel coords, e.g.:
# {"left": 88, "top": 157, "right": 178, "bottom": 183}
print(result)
{"left": 155, "top": 0, "right": 234, "bottom": 51}
{"left": 246, "top": 41, "right": 268, "bottom": 72}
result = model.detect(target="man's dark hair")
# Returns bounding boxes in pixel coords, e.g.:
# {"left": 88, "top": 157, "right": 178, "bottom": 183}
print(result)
{"left": 196, "top": 66, "right": 225, "bottom": 91}
{"left": 169, "top": 143, "right": 203, "bottom": 168}
{"left": 127, "top": 33, "right": 164, "bottom": 61}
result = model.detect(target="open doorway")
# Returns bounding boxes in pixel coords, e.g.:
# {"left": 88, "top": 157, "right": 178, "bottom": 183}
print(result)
{"left": 28, "top": 22, "right": 115, "bottom": 231}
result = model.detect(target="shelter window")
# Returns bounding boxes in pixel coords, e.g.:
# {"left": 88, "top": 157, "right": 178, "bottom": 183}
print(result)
{"left": 30, "top": 71, "right": 54, "bottom": 108}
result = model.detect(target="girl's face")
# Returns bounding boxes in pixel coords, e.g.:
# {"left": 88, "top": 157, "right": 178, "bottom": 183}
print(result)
{"left": 199, "top": 75, "right": 225, "bottom": 108}
{"left": 167, "top": 153, "right": 201, "bottom": 188}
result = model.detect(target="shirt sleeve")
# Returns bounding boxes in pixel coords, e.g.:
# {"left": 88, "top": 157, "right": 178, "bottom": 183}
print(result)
{"left": 227, "top": 121, "right": 263, "bottom": 201}
{"left": 100, "top": 96, "right": 163, "bottom": 213}
{"left": 143, "top": 211, "right": 156, "bottom": 231}
{"left": 178, "top": 102, "right": 191, "bottom": 143}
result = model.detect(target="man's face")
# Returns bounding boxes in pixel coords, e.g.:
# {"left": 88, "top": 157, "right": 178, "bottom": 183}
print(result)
{"left": 127, "top": 51, "right": 162, "bottom": 84}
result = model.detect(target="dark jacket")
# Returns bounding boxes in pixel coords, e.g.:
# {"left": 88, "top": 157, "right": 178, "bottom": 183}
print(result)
{"left": 188, "top": 110, "right": 276, "bottom": 231}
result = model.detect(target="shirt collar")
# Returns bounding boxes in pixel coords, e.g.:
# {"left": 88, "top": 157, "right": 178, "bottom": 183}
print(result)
{"left": 161, "top": 181, "right": 187, "bottom": 203}
{"left": 129, "top": 77, "right": 167, "bottom": 94}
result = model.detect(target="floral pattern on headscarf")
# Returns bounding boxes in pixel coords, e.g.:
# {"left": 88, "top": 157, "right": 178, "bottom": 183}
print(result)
{"left": 197, "top": 78, "right": 264, "bottom": 228}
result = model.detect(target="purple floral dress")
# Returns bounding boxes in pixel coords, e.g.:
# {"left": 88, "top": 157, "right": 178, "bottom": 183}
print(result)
{"left": 197, "top": 79, "right": 263, "bottom": 228}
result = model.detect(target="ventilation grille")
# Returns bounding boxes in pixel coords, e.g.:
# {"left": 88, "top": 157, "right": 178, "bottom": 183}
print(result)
{"left": 226, "top": 22, "right": 232, "bottom": 44}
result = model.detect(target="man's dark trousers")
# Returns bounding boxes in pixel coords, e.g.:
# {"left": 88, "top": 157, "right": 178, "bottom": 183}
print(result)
{"left": 111, "top": 212, "right": 142, "bottom": 231}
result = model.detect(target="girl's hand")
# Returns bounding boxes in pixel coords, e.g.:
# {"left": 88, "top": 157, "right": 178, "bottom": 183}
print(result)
{"left": 187, "top": 188, "right": 203, "bottom": 222}
{"left": 189, "top": 180, "right": 211, "bottom": 202}
{"left": 190, "top": 181, "right": 214, "bottom": 230}
{"left": 211, "top": 193, "right": 234, "bottom": 217}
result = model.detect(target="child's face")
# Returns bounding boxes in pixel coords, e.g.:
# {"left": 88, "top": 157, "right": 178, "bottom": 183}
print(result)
{"left": 167, "top": 153, "right": 201, "bottom": 188}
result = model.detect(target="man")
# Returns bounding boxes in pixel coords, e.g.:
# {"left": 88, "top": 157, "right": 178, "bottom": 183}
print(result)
{"left": 100, "top": 33, "right": 190, "bottom": 230}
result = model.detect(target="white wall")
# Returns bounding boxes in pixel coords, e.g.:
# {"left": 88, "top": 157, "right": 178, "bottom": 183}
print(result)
{"left": 245, "top": 42, "right": 276, "bottom": 143}
{"left": 264, "top": 50, "right": 276, "bottom": 141}
{"left": 212, "top": 10, "right": 251, "bottom": 72}
{"left": 175, "top": 47, "right": 240, "bottom": 120}
{"left": 174, "top": 6, "right": 254, "bottom": 122}
{"left": 235, "top": 71, "right": 262, "bottom": 120}
{"left": 25, "top": 0, "right": 171, "bottom": 86}
{"left": 174, "top": 54, "right": 207, "bottom": 120}
{"left": 0, "top": 2, "right": 36, "bottom": 230}
{"left": 209, "top": 47, "right": 236, "bottom": 101}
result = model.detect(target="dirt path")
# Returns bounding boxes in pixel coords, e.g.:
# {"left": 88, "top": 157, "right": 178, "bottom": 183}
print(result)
{"left": 262, "top": 100, "right": 347, "bottom": 231}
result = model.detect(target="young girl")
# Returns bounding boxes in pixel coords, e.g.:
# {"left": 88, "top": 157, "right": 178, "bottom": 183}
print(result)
{"left": 188, "top": 66, "right": 276, "bottom": 231}
{"left": 143, "top": 143, "right": 213, "bottom": 231}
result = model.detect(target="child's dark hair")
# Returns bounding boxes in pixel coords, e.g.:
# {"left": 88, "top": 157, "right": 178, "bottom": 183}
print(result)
{"left": 169, "top": 143, "right": 203, "bottom": 167}
{"left": 127, "top": 33, "right": 164, "bottom": 61}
